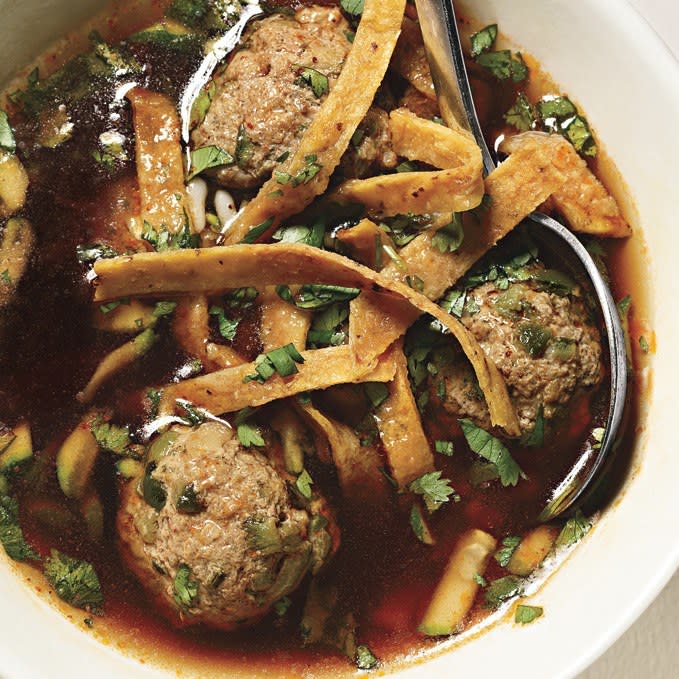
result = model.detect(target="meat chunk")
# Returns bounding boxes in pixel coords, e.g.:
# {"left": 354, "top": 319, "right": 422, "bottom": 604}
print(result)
{"left": 117, "top": 421, "right": 337, "bottom": 630}
{"left": 192, "top": 6, "right": 352, "bottom": 189}
{"left": 434, "top": 264, "right": 602, "bottom": 435}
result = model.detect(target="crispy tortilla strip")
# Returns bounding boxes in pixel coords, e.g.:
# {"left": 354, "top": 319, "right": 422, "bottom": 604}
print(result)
{"left": 173, "top": 295, "right": 244, "bottom": 370}
{"left": 374, "top": 341, "right": 434, "bottom": 487}
{"left": 127, "top": 87, "right": 191, "bottom": 235}
{"left": 221, "top": 0, "right": 407, "bottom": 244}
{"left": 348, "top": 132, "right": 572, "bottom": 362}
{"left": 392, "top": 17, "right": 436, "bottom": 101}
{"left": 502, "top": 132, "right": 630, "bottom": 237}
{"left": 159, "top": 345, "right": 398, "bottom": 417}
{"left": 94, "top": 243, "right": 518, "bottom": 435}
{"left": 335, "top": 218, "right": 394, "bottom": 269}
{"left": 332, "top": 108, "right": 484, "bottom": 216}
{"left": 260, "top": 288, "right": 311, "bottom": 352}
{"left": 299, "top": 403, "right": 388, "bottom": 504}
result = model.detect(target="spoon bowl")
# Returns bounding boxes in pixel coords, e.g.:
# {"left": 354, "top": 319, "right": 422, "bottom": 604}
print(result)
{"left": 415, "top": 0, "right": 629, "bottom": 520}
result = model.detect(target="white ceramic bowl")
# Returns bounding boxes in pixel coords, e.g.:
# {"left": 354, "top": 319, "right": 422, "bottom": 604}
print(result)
{"left": 1, "top": 1, "right": 678, "bottom": 677}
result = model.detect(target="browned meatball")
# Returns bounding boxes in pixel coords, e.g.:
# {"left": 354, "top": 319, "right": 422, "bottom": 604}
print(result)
{"left": 434, "top": 265, "right": 603, "bottom": 435}
{"left": 117, "top": 421, "right": 336, "bottom": 630}
{"left": 191, "top": 5, "right": 352, "bottom": 189}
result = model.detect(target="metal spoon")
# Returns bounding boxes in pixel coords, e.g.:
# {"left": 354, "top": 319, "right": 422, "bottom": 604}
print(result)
{"left": 414, "top": 0, "right": 628, "bottom": 520}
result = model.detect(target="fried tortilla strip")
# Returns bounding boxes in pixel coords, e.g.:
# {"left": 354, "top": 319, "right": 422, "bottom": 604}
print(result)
{"left": 392, "top": 17, "right": 436, "bottom": 100}
{"left": 93, "top": 243, "right": 519, "bottom": 435}
{"left": 260, "top": 288, "right": 311, "bottom": 352}
{"left": 299, "top": 403, "right": 388, "bottom": 504}
{"left": 221, "top": 0, "right": 407, "bottom": 244}
{"left": 159, "top": 345, "right": 398, "bottom": 417}
{"left": 502, "top": 132, "right": 631, "bottom": 237}
{"left": 335, "top": 218, "right": 394, "bottom": 269}
{"left": 348, "top": 132, "right": 572, "bottom": 362}
{"left": 332, "top": 108, "right": 484, "bottom": 216}
{"left": 173, "top": 295, "right": 244, "bottom": 371}
{"left": 127, "top": 87, "right": 192, "bottom": 235}
{"left": 374, "top": 341, "right": 434, "bottom": 487}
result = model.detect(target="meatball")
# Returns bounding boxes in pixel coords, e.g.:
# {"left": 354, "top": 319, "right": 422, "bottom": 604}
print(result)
{"left": 191, "top": 6, "right": 351, "bottom": 189}
{"left": 117, "top": 421, "right": 336, "bottom": 630}
{"left": 434, "top": 265, "right": 603, "bottom": 435}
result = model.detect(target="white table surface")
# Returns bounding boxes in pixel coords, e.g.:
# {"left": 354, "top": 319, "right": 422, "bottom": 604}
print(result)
{"left": 579, "top": 1, "right": 679, "bottom": 677}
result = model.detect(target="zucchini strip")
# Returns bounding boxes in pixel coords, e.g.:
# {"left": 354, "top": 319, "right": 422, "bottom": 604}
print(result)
{"left": 220, "top": 0, "right": 407, "bottom": 244}
{"left": 0, "top": 217, "right": 34, "bottom": 307}
{"left": 373, "top": 340, "right": 434, "bottom": 487}
{"left": 0, "top": 151, "right": 29, "bottom": 219}
{"left": 332, "top": 108, "right": 484, "bottom": 216}
{"left": 93, "top": 243, "right": 519, "bottom": 435}
{"left": 502, "top": 132, "right": 630, "bottom": 237}
{"left": 159, "top": 344, "right": 399, "bottom": 417}
{"left": 127, "top": 87, "right": 192, "bottom": 235}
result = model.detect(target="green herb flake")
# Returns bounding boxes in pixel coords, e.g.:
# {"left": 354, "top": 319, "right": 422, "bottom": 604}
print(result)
{"left": 0, "top": 109, "right": 16, "bottom": 153}
{"left": 208, "top": 305, "right": 239, "bottom": 341}
{"left": 76, "top": 243, "right": 119, "bottom": 264}
{"left": 409, "top": 504, "right": 434, "bottom": 545}
{"left": 431, "top": 213, "right": 464, "bottom": 253}
{"left": 272, "top": 220, "right": 325, "bottom": 248}
{"left": 1, "top": 270, "right": 12, "bottom": 285}
{"left": 44, "top": 550, "right": 103, "bottom": 611}
{"left": 505, "top": 93, "right": 537, "bottom": 132}
{"left": 494, "top": 536, "right": 521, "bottom": 568}
{"left": 189, "top": 80, "right": 215, "bottom": 129}
{"left": 296, "top": 469, "right": 314, "bottom": 499}
{"left": 0, "top": 495, "right": 40, "bottom": 562}
{"left": 476, "top": 50, "right": 528, "bottom": 82}
{"left": 188, "top": 145, "right": 233, "bottom": 180}
{"left": 341, "top": 0, "right": 365, "bottom": 16}
{"left": 459, "top": 418, "right": 527, "bottom": 487}
{"left": 279, "top": 284, "right": 360, "bottom": 310}
{"left": 152, "top": 300, "right": 177, "bottom": 318}
{"left": 173, "top": 564, "right": 199, "bottom": 609}
{"left": 470, "top": 24, "right": 498, "bottom": 58}
{"left": 364, "top": 382, "right": 389, "bottom": 409}
{"left": 294, "top": 65, "right": 329, "bottom": 98}
{"left": 473, "top": 572, "right": 488, "bottom": 587}
{"left": 555, "top": 510, "right": 592, "bottom": 548}
{"left": 408, "top": 471, "right": 457, "bottom": 513}
{"left": 243, "top": 343, "right": 305, "bottom": 383}
{"left": 639, "top": 335, "right": 650, "bottom": 353}
{"left": 355, "top": 644, "right": 379, "bottom": 670}
{"left": 515, "top": 604, "right": 543, "bottom": 624}
{"left": 434, "top": 440, "right": 454, "bottom": 457}
{"left": 274, "top": 596, "right": 292, "bottom": 617}
{"left": 239, "top": 217, "right": 275, "bottom": 244}
{"left": 235, "top": 123, "right": 254, "bottom": 168}
{"left": 484, "top": 575, "right": 523, "bottom": 609}
{"left": 90, "top": 418, "right": 130, "bottom": 455}
{"left": 237, "top": 421, "right": 265, "bottom": 448}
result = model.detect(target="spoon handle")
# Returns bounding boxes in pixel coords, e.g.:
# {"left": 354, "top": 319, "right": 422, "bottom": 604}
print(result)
{"left": 415, "top": 0, "right": 496, "bottom": 175}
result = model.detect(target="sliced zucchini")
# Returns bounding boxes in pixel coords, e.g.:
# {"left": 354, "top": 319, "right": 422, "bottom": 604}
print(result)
{"left": 507, "top": 525, "right": 559, "bottom": 577}
{"left": 0, "top": 421, "right": 33, "bottom": 473}
{"left": 56, "top": 417, "right": 99, "bottom": 499}
{"left": 80, "top": 489, "right": 104, "bottom": 542}
{"left": 0, "top": 152, "right": 29, "bottom": 218}
{"left": 0, "top": 217, "right": 35, "bottom": 307}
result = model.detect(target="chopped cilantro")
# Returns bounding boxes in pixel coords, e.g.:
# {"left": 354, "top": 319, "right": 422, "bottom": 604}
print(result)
{"left": 459, "top": 419, "right": 526, "bottom": 487}
{"left": 555, "top": 510, "right": 591, "bottom": 548}
{"left": 515, "top": 604, "right": 543, "bottom": 624}
{"left": 395, "top": 160, "right": 419, "bottom": 173}
{"left": 431, "top": 214, "right": 464, "bottom": 253}
{"left": 76, "top": 243, "right": 119, "bottom": 264}
{"left": 146, "top": 388, "right": 162, "bottom": 418}
{"left": 209, "top": 305, "right": 239, "bottom": 340}
{"left": 364, "top": 382, "right": 389, "bottom": 409}
{"left": 1, "top": 270, "right": 12, "bottom": 285}
{"left": 189, "top": 80, "right": 215, "bottom": 129}
{"left": 341, "top": 0, "right": 364, "bottom": 16}
{"left": 142, "top": 219, "right": 199, "bottom": 251}
{"left": 272, "top": 220, "right": 325, "bottom": 248}
{"left": 505, "top": 93, "right": 537, "bottom": 132}
{"left": 274, "top": 154, "right": 322, "bottom": 186}
{"left": 434, "top": 440, "right": 454, "bottom": 456}
{"left": 0, "top": 109, "right": 16, "bottom": 153}
{"left": 537, "top": 96, "right": 597, "bottom": 157}
{"left": 0, "top": 494, "right": 40, "bottom": 562}
{"left": 355, "top": 644, "right": 379, "bottom": 670}
{"left": 296, "top": 469, "right": 314, "bottom": 499}
{"left": 244, "top": 344, "right": 305, "bottom": 383}
{"left": 494, "top": 536, "right": 521, "bottom": 568}
{"left": 406, "top": 275, "right": 425, "bottom": 293}
{"left": 470, "top": 24, "right": 498, "bottom": 58}
{"left": 239, "top": 217, "right": 274, "bottom": 244}
{"left": 476, "top": 50, "right": 528, "bottom": 82}
{"left": 294, "top": 65, "right": 329, "bottom": 97}
{"left": 187, "top": 145, "right": 233, "bottom": 181}
{"left": 409, "top": 504, "right": 435, "bottom": 545}
{"left": 152, "top": 301, "right": 177, "bottom": 318}
{"left": 176, "top": 399, "right": 208, "bottom": 426}
{"left": 473, "top": 572, "right": 488, "bottom": 587}
{"left": 237, "top": 421, "right": 265, "bottom": 448}
{"left": 277, "top": 284, "right": 360, "bottom": 309}
{"left": 484, "top": 575, "right": 523, "bottom": 609}
{"left": 440, "top": 288, "right": 467, "bottom": 318}
{"left": 173, "top": 563, "right": 199, "bottom": 608}
{"left": 44, "top": 550, "right": 103, "bottom": 611}
{"left": 235, "top": 124, "right": 254, "bottom": 168}
{"left": 408, "top": 471, "right": 458, "bottom": 513}
{"left": 90, "top": 418, "right": 131, "bottom": 455}
{"left": 307, "top": 303, "right": 349, "bottom": 348}
{"left": 225, "top": 287, "right": 258, "bottom": 309}
{"left": 639, "top": 335, "right": 649, "bottom": 353}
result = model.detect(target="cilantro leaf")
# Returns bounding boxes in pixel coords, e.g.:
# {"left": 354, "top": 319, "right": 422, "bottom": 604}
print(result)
{"left": 505, "top": 93, "right": 537, "bottom": 132}
{"left": 294, "top": 65, "right": 329, "bottom": 98}
{"left": 235, "top": 123, "right": 254, "bottom": 168}
{"left": 431, "top": 214, "right": 464, "bottom": 253}
{"left": 272, "top": 220, "right": 325, "bottom": 248}
{"left": 296, "top": 469, "right": 314, "bottom": 499}
{"left": 555, "top": 510, "right": 591, "bottom": 548}
{"left": 153, "top": 301, "right": 177, "bottom": 318}
{"left": 274, "top": 154, "right": 322, "bottom": 187}
{"left": 0, "top": 110, "right": 16, "bottom": 153}
{"left": 484, "top": 575, "right": 523, "bottom": 609}
{"left": 537, "top": 96, "right": 597, "bottom": 157}
{"left": 470, "top": 24, "right": 497, "bottom": 58}
{"left": 76, "top": 243, "right": 119, "bottom": 264}
{"left": 408, "top": 471, "right": 458, "bottom": 513}
{"left": 341, "top": 0, "right": 364, "bottom": 16}
{"left": 494, "top": 536, "right": 521, "bottom": 567}
{"left": 434, "top": 440, "right": 454, "bottom": 456}
{"left": 90, "top": 418, "right": 131, "bottom": 455}
{"left": 459, "top": 419, "right": 526, "bottom": 487}
{"left": 209, "top": 305, "right": 239, "bottom": 341}
{"left": 243, "top": 344, "right": 305, "bottom": 383}
{"left": 277, "top": 284, "right": 360, "bottom": 310}
{"left": 0, "top": 495, "right": 40, "bottom": 562}
{"left": 355, "top": 644, "right": 379, "bottom": 670}
{"left": 173, "top": 563, "right": 199, "bottom": 608}
{"left": 307, "top": 303, "right": 348, "bottom": 348}
{"left": 476, "top": 50, "right": 528, "bottom": 82}
{"left": 515, "top": 604, "right": 543, "bottom": 624}
{"left": 364, "top": 382, "right": 389, "bottom": 409}
{"left": 44, "top": 549, "right": 103, "bottom": 611}
{"left": 237, "top": 421, "right": 265, "bottom": 448}
{"left": 239, "top": 217, "right": 274, "bottom": 244}
{"left": 188, "top": 145, "right": 233, "bottom": 180}
{"left": 409, "top": 504, "right": 435, "bottom": 545}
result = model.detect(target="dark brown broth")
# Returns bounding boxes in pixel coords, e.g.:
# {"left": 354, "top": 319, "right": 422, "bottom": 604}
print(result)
{"left": 0, "top": 5, "right": 642, "bottom": 675}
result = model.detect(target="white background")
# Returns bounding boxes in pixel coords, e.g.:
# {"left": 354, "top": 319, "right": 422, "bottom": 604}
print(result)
{"left": 579, "top": 1, "right": 679, "bottom": 677}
